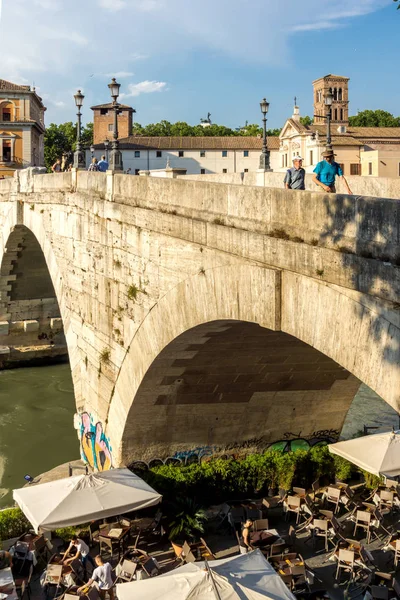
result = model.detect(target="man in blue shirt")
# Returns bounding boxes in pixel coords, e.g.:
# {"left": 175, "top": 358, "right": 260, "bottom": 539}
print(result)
{"left": 97, "top": 155, "right": 109, "bottom": 172}
{"left": 312, "top": 150, "right": 352, "bottom": 194}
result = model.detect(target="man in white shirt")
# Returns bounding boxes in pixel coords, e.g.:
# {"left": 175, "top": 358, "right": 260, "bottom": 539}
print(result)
{"left": 62, "top": 536, "right": 95, "bottom": 573}
{"left": 78, "top": 555, "right": 114, "bottom": 600}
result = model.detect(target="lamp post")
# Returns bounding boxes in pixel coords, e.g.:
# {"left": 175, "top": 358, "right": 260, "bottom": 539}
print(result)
{"left": 259, "top": 98, "right": 270, "bottom": 170}
{"left": 104, "top": 139, "right": 110, "bottom": 163}
{"left": 108, "top": 77, "right": 123, "bottom": 172}
{"left": 325, "top": 89, "right": 333, "bottom": 153}
{"left": 73, "top": 90, "right": 86, "bottom": 169}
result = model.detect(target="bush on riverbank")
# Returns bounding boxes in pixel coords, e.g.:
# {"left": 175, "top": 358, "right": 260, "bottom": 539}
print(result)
{"left": 141, "top": 446, "right": 359, "bottom": 505}
{"left": 0, "top": 507, "right": 31, "bottom": 541}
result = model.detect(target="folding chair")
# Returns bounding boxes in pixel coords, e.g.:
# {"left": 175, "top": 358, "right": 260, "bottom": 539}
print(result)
{"left": 293, "top": 487, "right": 306, "bottom": 497}
{"left": 171, "top": 542, "right": 185, "bottom": 563}
{"left": 285, "top": 496, "right": 301, "bottom": 524}
{"left": 326, "top": 487, "right": 341, "bottom": 514}
{"left": 115, "top": 559, "right": 137, "bottom": 583}
{"left": 269, "top": 542, "right": 286, "bottom": 558}
{"left": 253, "top": 519, "right": 269, "bottom": 531}
{"left": 379, "top": 490, "right": 394, "bottom": 514}
{"left": 335, "top": 548, "right": 355, "bottom": 580}
{"left": 141, "top": 557, "right": 159, "bottom": 577}
{"left": 99, "top": 535, "right": 120, "bottom": 560}
{"left": 33, "top": 536, "right": 49, "bottom": 564}
{"left": 199, "top": 538, "right": 215, "bottom": 560}
{"left": 353, "top": 510, "right": 372, "bottom": 544}
{"left": 312, "top": 519, "right": 330, "bottom": 552}
{"left": 182, "top": 541, "right": 196, "bottom": 563}
{"left": 304, "top": 494, "right": 317, "bottom": 516}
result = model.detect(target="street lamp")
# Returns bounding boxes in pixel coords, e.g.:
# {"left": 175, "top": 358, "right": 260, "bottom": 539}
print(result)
{"left": 108, "top": 77, "right": 123, "bottom": 171}
{"left": 73, "top": 90, "right": 86, "bottom": 169}
{"left": 325, "top": 89, "right": 333, "bottom": 153}
{"left": 259, "top": 98, "right": 271, "bottom": 170}
{"left": 104, "top": 139, "right": 110, "bottom": 163}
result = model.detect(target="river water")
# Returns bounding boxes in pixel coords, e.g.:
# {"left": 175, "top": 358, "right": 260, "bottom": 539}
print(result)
{"left": 0, "top": 363, "right": 78, "bottom": 508}
{"left": 0, "top": 365, "right": 398, "bottom": 509}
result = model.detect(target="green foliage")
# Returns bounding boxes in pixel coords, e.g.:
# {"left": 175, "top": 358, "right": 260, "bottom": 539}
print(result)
{"left": 166, "top": 497, "right": 207, "bottom": 541}
{"left": 140, "top": 447, "right": 358, "bottom": 506}
{"left": 132, "top": 120, "right": 281, "bottom": 138}
{"left": 361, "top": 471, "right": 384, "bottom": 489}
{"left": 333, "top": 455, "right": 354, "bottom": 481}
{"left": 0, "top": 508, "right": 31, "bottom": 540}
{"left": 44, "top": 121, "right": 93, "bottom": 172}
{"left": 300, "top": 116, "right": 314, "bottom": 127}
{"left": 53, "top": 524, "right": 90, "bottom": 542}
{"left": 349, "top": 110, "right": 400, "bottom": 127}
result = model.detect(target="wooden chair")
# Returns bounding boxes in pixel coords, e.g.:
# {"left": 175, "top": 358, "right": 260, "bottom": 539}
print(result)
{"left": 99, "top": 535, "right": 120, "bottom": 560}
{"left": 335, "top": 548, "right": 355, "bottom": 580}
{"left": 199, "top": 538, "right": 215, "bottom": 560}
{"left": 253, "top": 518, "right": 269, "bottom": 531}
{"left": 353, "top": 510, "right": 372, "bottom": 544}
{"left": 313, "top": 519, "right": 330, "bottom": 552}
{"left": 326, "top": 487, "right": 341, "bottom": 514}
{"left": 319, "top": 509, "right": 334, "bottom": 519}
{"left": 285, "top": 496, "right": 301, "bottom": 524}
{"left": 268, "top": 542, "right": 286, "bottom": 558}
{"left": 171, "top": 542, "right": 185, "bottom": 563}
{"left": 141, "top": 557, "right": 159, "bottom": 577}
{"left": 182, "top": 541, "right": 196, "bottom": 563}
{"left": 115, "top": 559, "right": 137, "bottom": 583}
{"left": 379, "top": 490, "right": 394, "bottom": 514}
{"left": 33, "top": 536, "right": 49, "bottom": 564}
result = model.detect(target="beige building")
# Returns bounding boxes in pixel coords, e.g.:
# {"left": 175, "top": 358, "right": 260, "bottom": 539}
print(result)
{"left": 279, "top": 74, "right": 400, "bottom": 177}
{"left": 0, "top": 79, "right": 46, "bottom": 177}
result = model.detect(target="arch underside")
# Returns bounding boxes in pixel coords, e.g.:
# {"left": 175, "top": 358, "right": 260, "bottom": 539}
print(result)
{"left": 107, "top": 265, "right": 400, "bottom": 466}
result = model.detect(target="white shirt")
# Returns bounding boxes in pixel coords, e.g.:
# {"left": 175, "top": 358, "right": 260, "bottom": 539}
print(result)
{"left": 92, "top": 563, "right": 113, "bottom": 589}
{"left": 73, "top": 539, "right": 89, "bottom": 558}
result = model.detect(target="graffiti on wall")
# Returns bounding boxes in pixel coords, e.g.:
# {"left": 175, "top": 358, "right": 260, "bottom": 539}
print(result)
{"left": 79, "top": 412, "right": 113, "bottom": 471}
{"left": 129, "top": 430, "right": 340, "bottom": 472}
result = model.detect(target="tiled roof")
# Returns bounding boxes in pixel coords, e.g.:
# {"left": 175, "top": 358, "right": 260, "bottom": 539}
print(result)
{"left": 0, "top": 79, "right": 30, "bottom": 91}
{"left": 113, "top": 136, "right": 280, "bottom": 150}
{"left": 347, "top": 127, "right": 400, "bottom": 139}
{"left": 312, "top": 74, "right": 350, "bottom": 83}
{"left": 91, "top": 103, "right": 135, "bottom": 111}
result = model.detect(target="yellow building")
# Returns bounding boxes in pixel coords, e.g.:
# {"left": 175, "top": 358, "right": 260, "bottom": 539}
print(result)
{"left": 0, "top": 79, "right": 46, "bottom": 178}
{"left": 279, "top": 75, "right": 400, "bottom": 177}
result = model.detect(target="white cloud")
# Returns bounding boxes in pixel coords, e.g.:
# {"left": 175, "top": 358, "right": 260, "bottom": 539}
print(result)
{"left": 120, "top": 80, "right": 167, "bottom": 98}
{"left": 289, "top": 21, "right": 344, "bottom": 32}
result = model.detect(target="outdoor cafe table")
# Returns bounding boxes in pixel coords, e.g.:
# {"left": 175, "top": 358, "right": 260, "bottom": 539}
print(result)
{"left": 0, "top": 567, "right": 18, "bottom": 600}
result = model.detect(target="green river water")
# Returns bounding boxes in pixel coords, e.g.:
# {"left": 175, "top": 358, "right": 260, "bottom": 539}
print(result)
{"left": 0, "top": 363, "right": 78, "bottom": 508}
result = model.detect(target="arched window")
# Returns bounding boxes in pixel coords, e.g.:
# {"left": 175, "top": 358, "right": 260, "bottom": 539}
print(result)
{"left": 334, "top": 109, "right": 338, "bottom": 121}
{"left": 338, "top": 88, "right": 343, "bottom": 101}
{"left": 340, "top": 108, "right": 343, "bottom": 121}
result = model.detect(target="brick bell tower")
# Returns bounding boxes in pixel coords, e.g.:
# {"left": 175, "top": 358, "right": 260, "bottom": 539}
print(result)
{"left": 91, "top": 102, "right": 136, "bottom": 145}
{"left": 313, "top": 74, "right": 349, "bottom": 127}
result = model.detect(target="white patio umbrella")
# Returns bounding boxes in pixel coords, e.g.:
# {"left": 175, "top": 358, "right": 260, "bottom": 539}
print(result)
{"left": 13, "top": 467, "right": 161, "bottom": 533}
{"left": 329, "top": 430, "right": 400, "bottom": 477}
{"left": 116, "top": 549, "right": 296, "bottom": 600}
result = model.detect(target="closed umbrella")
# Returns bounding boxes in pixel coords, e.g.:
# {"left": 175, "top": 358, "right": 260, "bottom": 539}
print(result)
{"left": 329, "top": 430, "right": 400, "bottom": 477}
{"left": 13, "top": 467, "right": 161, "bottom": 533}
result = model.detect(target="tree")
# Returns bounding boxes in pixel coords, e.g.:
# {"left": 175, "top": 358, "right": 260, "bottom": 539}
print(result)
{"left": 395, "top": 0, "right": 399, "bottom": 9}
{"left": 130, "top": 120, "right": 282, "bottom": 137}
{"left": 348, "top": 110, "right": 400, "bottom": 127}
{"left": 300, "top": 116, "right": 313, "bottom": 126}
{"left": 44, "top": 121, "right": 93, "bottom": 171}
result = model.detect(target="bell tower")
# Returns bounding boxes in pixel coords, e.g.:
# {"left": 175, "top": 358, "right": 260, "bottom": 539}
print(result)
{"left": 313, "top": 75, "right": 349, "bottom": 126}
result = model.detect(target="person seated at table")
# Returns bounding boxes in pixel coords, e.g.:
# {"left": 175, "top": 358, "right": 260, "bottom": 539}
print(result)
{"left": 62, "top": 537, "right": 96, "bottom": 574}
{"left": 77, "top": 555, "right": 114, "bottom": 600}
{"left": 0, "top": 550, "right": 12, "bottom": 569}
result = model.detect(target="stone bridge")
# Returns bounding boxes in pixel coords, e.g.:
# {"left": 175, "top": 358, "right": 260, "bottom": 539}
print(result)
{"left": 0, "top": 169, "right": 399, "bottom": 469}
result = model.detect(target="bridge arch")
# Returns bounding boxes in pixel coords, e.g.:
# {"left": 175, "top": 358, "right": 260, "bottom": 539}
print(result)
{"left": 106, "top": 264, "right": 399, "bottom": 466}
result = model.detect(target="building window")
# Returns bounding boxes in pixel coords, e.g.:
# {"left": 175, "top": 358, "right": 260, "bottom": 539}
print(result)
{"left": 222, "top": 168, "right": 227, "bottom": 173}
{"left": 243, "top": 150, "right": 249, "bottom": 157}
{"left": 156, "top": 151, "right": 162, "bottom": 158}
{"left": 350, "top": 164, "right": 361, "bottom": 176}
{"left": 3, "top": 110, "right": 11, "bottom": 122}
{"left": 338, "top": 88, "right": 343, "bottom": 101}
{"left": 310, "top": 150, "right": 313, "bottom": 165}
{"left": 339, "top": 163, "right": 345, "bottom": 174}
{"left": 340, "top": 109, "right": 343, "bottom": 121}
{"left": 135, "top": 169, "right": 140, "bottom": 175}
{"left": 134, "top": 150, "right": 140, "bottom": 158}
{"left": 368, "top": 162, "right": 373, "bottom": 175}
{"left": 108, "top": 123, "right": 113, "bottom": 132}
{"left": 284, "top": 154, "right": 288, "bottom": 167}
{"left": 200, "top": 150, "right": 206, "bottom": 158}
{"left": 101, "top": 108, "right": 109, "bottom": 115}
{"left": 222, "top": 151, "right": 228, "bottom": 158}
{"left": 244, "top": 168, "right": 249, "bottom": 173}
{"left": 201, "top": 168, "right": 206, "bottom": 174}
{"left": 282, "top": 155, "right": 285, "bottom": 168}
{"left": 178, "top": 150, "right": 184, "bottom": 157}
{"left": 334, "top": 108, "right": 338, "bottom": 121}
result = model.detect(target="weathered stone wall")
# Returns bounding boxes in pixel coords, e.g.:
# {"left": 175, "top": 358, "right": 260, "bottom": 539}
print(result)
{"left": 0, "top": 170, "right": 398, "bottom": 467}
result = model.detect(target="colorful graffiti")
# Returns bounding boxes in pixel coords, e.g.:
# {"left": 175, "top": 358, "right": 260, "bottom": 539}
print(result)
{"left": 79, "top": 412, "right": 112, "bottom": 471}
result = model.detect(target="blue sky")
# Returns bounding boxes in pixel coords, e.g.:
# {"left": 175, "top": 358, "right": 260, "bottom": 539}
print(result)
{"left": 0, "top": 0, "right": 397, "bottom": 129}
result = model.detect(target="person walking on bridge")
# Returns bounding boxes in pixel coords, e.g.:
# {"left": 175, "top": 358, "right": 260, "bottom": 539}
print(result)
{"left": 312, "top": 150, "right": 352, "bottom": 194}
{"left": 284, "top": 157, "right": 305, "bottom": 190}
